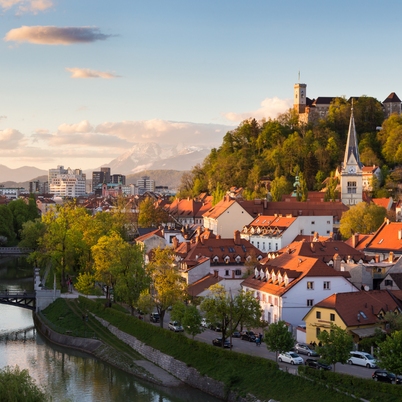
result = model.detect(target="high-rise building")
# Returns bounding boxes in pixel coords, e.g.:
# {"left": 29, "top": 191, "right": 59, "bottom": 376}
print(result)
{"left": 137, "top": 176, "right": 155, "bottom": 193}
{"left": 49, "top": 167, "right": 86, "bottom": 197}
{"left": 92, "top": 171, "right": 105, "bottom": 192}
{"left": 111, "top": 174, "right": 126, "bottom": 185}
{"left": 101, "top": 167, "right": 111, "bottom": 183}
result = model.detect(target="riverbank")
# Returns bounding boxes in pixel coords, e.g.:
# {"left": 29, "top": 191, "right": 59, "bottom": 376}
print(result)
{"left": 33, "top": 311, "right": 184, "bottom": 389}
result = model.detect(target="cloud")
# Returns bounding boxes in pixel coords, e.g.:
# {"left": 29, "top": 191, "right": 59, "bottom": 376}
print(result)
{"left": 57, "top": 120, "right": 94, "bottom": 134}
{"left": 4, "top": 26, "right": 113, "bottom": 45}
{"left": 0, "top": 128, "right": 24, "bottom": 149}
{"left": 224, "top": 97, "right": 292, "bottom": 122}
{"left": 0, "top": 115, "right": 7, "bottom": 121}
{"left": 66, "top": 68, "right": 120, "bottom": 79}
{"left": 0, "top": 0, "right": 53, "bottom": 14}
{"left": 95, "top": 120, "right": 234, "bottom": 146}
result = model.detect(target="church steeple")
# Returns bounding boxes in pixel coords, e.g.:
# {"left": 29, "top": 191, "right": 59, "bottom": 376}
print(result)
{"left": 340, "top": 102, "right": 363, "bottom": 206}
{"left": 343, "top": 103, "right": 362, "bottom": 172}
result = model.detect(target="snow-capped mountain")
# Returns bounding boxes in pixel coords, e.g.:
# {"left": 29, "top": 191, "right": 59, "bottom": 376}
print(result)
{"left": 102, "top": 142, "right": 211, "bottom": 175}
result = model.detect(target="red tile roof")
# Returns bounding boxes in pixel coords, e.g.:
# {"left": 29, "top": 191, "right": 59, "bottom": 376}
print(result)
{"left": 187, "top": 274, "right": 222, "bottom": 297}
{"left": 364, "top": 221, "right": 402, "bottom": 253}
{"left": 314, "top": 290, "right": 402, "bottom": 326}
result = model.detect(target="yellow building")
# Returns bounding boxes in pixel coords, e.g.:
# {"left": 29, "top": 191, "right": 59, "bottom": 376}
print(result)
{"left": 303, "top": 290, "right": 402, "bottom": 345}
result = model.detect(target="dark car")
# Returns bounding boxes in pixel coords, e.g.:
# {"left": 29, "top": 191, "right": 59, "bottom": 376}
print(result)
{"left": 208, "top": 323, "right": 222, "bottom": 332}
{"left": 372, "top": 370, "right": 402, "bottom": 384}
{"left": 305, "top": 358, "right": 332, "bottom": 371}
{"left": 241, "top": 331, "right": 256, "bottom": 342}
{"left": 212, "top": 337, "right": 233, "bottom": 348}
{"left": 231, "top": 331, "right": 241, "bottom": 338}
{"left": 295, "top": 343, "right": 319, "bottom": 357}
{"left": 150, "top": 312, "right": 160, "bottom": 323}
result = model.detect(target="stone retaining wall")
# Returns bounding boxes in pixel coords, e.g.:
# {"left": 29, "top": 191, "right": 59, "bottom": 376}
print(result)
{"left": 94, "top": 316, "right": 238, "bottom": 400}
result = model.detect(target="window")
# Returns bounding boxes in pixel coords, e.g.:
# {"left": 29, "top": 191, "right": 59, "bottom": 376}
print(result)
{"left": 385, "top": 279, "right": 393, "bottom": 287}
{"left": 316, "top": 327, "right": 321, "bottom": 337}
{"left": 257, "top": 241, "right": 260, "bottom": 249}
{"left": 327, "top": 221, "right": 331, "bottom": 224}
{"left": 269, "top": 243, "right": 271, "bottom": 250}
{"left": 311, "top": 221, "right": 315, "bottom": 225}
{"left": 347, "top": 181, "right": 357, "bottom": 194}
{"left": 275, "top": 243, "right": 278, "bottom": 250}
{"left": 235, "top": 269, "right": 241, "bottom": 276}
{"left": 307, "top": 281, "right": 314, "bottom": 290}
{"left": 330, "top": 313, "right": 335, "bottom": 321}
{"left": 323, "top": 281, "right": 331, "bottom": 290}
{"left": 225, "top": 270, "right": 229, "bottom": 276}
{"left": 316, "top": 311, "right": 321, "bottom": 319}
{"left": 307, "top": 299, "right": 314, "bottom": 307}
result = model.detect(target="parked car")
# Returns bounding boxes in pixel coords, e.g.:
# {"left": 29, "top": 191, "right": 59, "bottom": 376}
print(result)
{"left": 212, "top": 337, "right": 233, "bottom": 349}
{"left": 304, "top": 358, "right": 332, "bottom": 371}
{"left": 278, "top": 352, "right": 304, "bottom": 365}
{"left": 294, "top": 343, "right": 319, "bottom": 357}
{"left": 348, "top": 351, "right": 377, "bottom": 368}
{"left": 168, "top": 321, "right": 184, "bottom": 332}
{"left": 201, "top": 318, "right": 209, "bottom": 328}
{"left": 208, "top": 322, "right": 222, "bottom": 332}
{"left": 231, "top": 331, "right": 241, "bottom": 338}
{"left": 372, "top": 370, "right": 402, "bottom": 384}
{"left": 241, "top": 331, "right": 256, "bottom": 342}
{"left": 150, "top": 312, "right": 160, "bottom": 323}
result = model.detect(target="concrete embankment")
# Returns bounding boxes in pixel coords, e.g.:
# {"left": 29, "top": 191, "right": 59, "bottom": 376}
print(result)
{"left": 33, "top": 312, "right": 182, "bottom": 388}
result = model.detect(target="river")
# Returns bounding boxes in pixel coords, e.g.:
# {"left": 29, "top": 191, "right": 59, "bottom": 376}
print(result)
{"left": 0, "top": 256, "right": 220, "bottom": 402}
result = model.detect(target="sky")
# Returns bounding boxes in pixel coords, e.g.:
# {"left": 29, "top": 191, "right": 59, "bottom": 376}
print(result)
{"left": 1, "top": 0, "right": 401, "bottom": 171}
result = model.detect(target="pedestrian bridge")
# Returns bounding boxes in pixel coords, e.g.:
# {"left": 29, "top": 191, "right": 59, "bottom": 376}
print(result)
{"left": 0, "top": 290, "right": 36, "bottom": 311}
{"left": 0, "top": 247, "right": 33, "bottom": 255}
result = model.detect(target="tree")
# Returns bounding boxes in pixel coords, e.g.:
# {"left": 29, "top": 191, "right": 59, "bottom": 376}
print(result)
{"left": 264, "top": 320, "right": 294, "bottom": 361}
{"left": 377, "top": 331, "right": 402, "bottom": 376}
{"left": 0, "top": 365, "right": 47, "bottom": 402}
{"left": 19, "top": 219, "right": 46, "bottom": 250}
{"left": 339, "top": 202, "right": 387, "bottom": 239}
{"left": 147, "top": 247, "right": 187, "bottom": 327}
{"left": 270, "top": 176, "right": 292, "bottom": 202}
{"left": 0, "top": 204, "right": 16, "bottom": 245}
{"left": 138, "top": 197, "right": 168, "bottom": 228}
{"left": 200, "top": 285, "right": 262, "bottom": 347}
{"left": 171, "top": 303, "right": 203, "bottom": 339}
{"left": 316, "top": 324, "right": 353, "bottom": 372}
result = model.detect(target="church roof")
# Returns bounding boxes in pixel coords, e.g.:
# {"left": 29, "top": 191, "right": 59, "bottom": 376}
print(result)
{"left": 343, "top": 107, "right": 363, "bottom": 169}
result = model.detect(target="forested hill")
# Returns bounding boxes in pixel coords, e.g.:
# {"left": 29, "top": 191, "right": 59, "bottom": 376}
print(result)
{"left": 178, "top": 96, "right": 402, "bottom": 200}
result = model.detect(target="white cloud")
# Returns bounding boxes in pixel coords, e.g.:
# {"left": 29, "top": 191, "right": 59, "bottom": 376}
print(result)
{"left": 4, "top": 26, "right": 113, "bottom": 45}
{"left": 57, "top": 120, "right": 94, "bottom": 134}
{"left": 0, "top": 0, "right": 53, "bottom": 13}
{"left": 224, "top": 97, "right": 292, "bottom": 122}
{"left": 0, "top": 128, "right": 24, "bottom": 149}
{"left": 66, "top": 68, "right": 120, "bottom": 79}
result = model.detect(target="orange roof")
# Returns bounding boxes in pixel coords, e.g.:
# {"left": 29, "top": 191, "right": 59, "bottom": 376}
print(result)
{"left": 315, "top": 290, "right": 402, "bottom": 326}
{"left": 187, "top": 274, "right": 222, "bottom": 297}
{"left": 203, "top": 197, "right": 236, "bottom": 219}
{"left": 248, "top": 215, "right": 296, "bottom": 228}
{"left": 135, "top": 228, "right": 164, "bottom": 242}
{"left": 364, "top": 221, "right": 402, "bottom": 253}
{"left": 372, "top": 198, "right": 392, "bottom": 210}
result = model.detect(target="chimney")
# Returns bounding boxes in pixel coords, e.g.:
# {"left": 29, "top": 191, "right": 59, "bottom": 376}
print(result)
{"left": 264, "top": 199, "right": 267, "bottom": 209}
{"left": 333, "top": 254, "right": 341, "bottom": 271}
{"left": 352, "top": 233, "right": 358, "bottom": 248}
{"left": 398, "top": 229, "right": 402, "bottom": 240}
{"left": 216, "top": 234, "right": 221, "bottom": 239}
{"left": 172, "top": 237, "right": 178, "bottom": 250}
{"left": 375, "top": 254, "right": 380, "bottom": 263}
{"left": 234, "top": 230, "right": 241, "bottom": 245}
{"left": 389, "top": 251, "right": 394, "bottom": 262}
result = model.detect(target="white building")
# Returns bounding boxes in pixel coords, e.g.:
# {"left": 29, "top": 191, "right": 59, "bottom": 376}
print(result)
{"left": 49, "top": 167, "right": 86, "bottom": 197}
{"left": 241, "top": 215, "right": 333, "bottom": 253}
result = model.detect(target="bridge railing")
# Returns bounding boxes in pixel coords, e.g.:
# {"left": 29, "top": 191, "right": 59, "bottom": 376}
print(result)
{"left": 0, "top": 247, "right": 33, "bottom": 254}
{"left": 0, "top": 290, "right": 34, "bottom": 297}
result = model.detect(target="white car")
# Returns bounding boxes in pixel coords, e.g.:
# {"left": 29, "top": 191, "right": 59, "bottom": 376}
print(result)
{"left": 348, "top": 351, "right": 377, "bottom": 368}
{"left": 168, "top": 321, "right": 184, "bottom": 332}
{"left": 278, "top": 351, "right": 304, "bottom": 365}
{"left": 201, "top": 318, "right": 210, "bottom": 328}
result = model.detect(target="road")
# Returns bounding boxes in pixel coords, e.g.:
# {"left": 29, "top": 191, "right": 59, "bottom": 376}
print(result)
{"left": 151, "top": 311, "right": 376, "bottom": 380}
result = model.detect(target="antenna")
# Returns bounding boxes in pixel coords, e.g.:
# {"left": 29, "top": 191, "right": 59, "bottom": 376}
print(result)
{"left": 298, "top": 71, "right": 300, "bottom": 82}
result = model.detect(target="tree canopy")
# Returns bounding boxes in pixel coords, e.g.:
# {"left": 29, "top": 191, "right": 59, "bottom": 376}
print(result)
{"left": 264, "top": 320, "right": 294, "bottom": 361}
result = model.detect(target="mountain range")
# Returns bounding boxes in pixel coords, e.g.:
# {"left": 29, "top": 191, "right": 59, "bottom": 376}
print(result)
{"left": 0, "top": 142, "right": 209, "bottom": 187}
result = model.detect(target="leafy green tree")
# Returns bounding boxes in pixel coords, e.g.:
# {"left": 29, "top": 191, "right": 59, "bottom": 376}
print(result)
{"left": 147, "top": 247, "right": 187, "bottom": 327}
{"left": 19, "top": 219, "right": 46, "bottom": 250}
{"left": 377, "top": 330, "right": 402, "bottom": 376}
{"left": 339, "top": 202, "right": 387, "bottom": 239}
{"left": 383, "top": 312, "right": 402, "bottom": 333}
{"left": 200, "top": 285, "right": 262, "bottom": 346}
{"left": 324, "top": 173, "right": 339, "bottom": 202}
{"left": 212, "top": 182, "right": 226, "bottom": 205}
{"left": 378, "top": 114, "right": 402, "bottom": 165}
{"left": 74, "top": 272, "right": 97, "bottom": 296}
{"left": 270, "top": 176, "right": 292, "bottom": 202}
{"left": 0, "top": 365, "right": 48, "bottom": 402}
{"left": 0, "top": 204, "right": 16, "bottom": 245}
{"left": 138, "top": 197, "right": 168, "bottom": 228}
{"left": 316, "top": 324, "right": 353, "bottom": 372}
{"left": 264, "top": 320, "right": 294, "bottom": 361}
{"left": 171, "top": 303, "right": 203, "bottom": 339}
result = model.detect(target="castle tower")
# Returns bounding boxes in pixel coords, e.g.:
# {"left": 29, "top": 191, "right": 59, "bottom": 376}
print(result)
{"left": 294, "top": 83, "right": 307, "bottom": 114}
{"left": 341, "top": 105, "right": 363, "bottom": 205}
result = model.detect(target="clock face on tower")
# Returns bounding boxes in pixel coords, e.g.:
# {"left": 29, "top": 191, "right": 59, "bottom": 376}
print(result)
{"left": 348, "top": 166, "right": 356, "bottom": 173}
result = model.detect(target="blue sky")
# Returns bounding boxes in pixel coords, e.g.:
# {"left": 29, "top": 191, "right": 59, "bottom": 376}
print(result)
{"left": 1, "top": 0, "right": 401, "bottom": 170}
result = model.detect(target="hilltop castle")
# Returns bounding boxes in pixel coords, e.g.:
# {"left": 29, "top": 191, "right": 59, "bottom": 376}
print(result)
{"left": 293, "top": 82, "right": 401, "bottom": 124}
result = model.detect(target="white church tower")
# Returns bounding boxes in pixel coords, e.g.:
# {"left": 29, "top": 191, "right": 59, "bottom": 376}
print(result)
{"left": 341, "top": 104, "right": 363, "bottom": 205}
